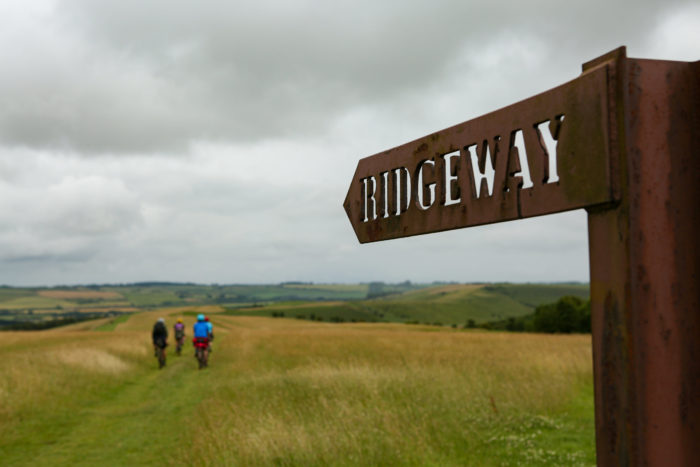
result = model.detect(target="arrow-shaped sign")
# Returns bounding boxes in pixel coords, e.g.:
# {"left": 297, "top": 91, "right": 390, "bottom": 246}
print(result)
{"left": 344, "top": 63, "right": 617, "bottom": 243}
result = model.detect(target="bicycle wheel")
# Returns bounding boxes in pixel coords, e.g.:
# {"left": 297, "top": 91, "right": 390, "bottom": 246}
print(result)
{"left": 196, "top": 348, "right": 204, "bottom": 369}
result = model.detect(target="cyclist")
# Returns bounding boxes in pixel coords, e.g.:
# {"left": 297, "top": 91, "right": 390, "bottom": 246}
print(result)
{"left": 193, "top": 314, "right": 210, "bottom": 365}
{"left": 152, "top": 318, "right": 168, "bottom": 368}
{"left": 173, "top": 318, "right": 186, "bottom": 355}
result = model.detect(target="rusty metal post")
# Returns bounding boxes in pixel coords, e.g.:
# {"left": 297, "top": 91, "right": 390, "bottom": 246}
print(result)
{"left": 586, "top": 52, "right": 700, "bottom": 466}
{"left": 344, "top": 46, "right": 699, "bottom": 465}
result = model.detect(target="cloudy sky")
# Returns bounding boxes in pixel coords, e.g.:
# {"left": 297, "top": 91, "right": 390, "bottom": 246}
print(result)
{"left": 1, "top": 0, "right": 698, "bottom": 286}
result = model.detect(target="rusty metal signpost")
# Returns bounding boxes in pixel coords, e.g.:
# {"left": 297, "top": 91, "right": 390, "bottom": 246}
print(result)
{"left": 344, "top": 47, "right": 699, "bottom": 466}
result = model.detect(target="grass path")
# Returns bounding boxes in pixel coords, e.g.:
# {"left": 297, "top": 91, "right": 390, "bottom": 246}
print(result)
{"left": 39, "top": 314, "right": 228, "bottom": 466}
{"left": 29, "top": 353, "right": 206, "bottom": 466}
{"left": 1, "top": 312, "right": 223, "bottom": 466}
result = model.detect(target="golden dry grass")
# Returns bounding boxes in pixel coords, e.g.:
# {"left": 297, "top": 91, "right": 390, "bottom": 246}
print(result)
{"left": 179, "top": 316, "right": 593, "bottom": 465}
{"left": 0, "top": 331, "right": 148, "bottom": 432}
{"left": 52, "top": 347, "right": 131, "bottom": 373}
{"left": 0, "top": 315, "right": 594, "bottom": 466}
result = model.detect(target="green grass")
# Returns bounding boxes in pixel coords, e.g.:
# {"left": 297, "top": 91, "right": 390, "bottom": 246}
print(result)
{"left": 73, "top": 300, "right": 132, "bottom": 308}
{"left": 0, "top": 333, "right": 204, "bottom": 465}
{"left": 1, "top": 282, "right": 592, "bottom": 357}
{"left": 120, "top": 289, "right": 183, "bottom": 307}
{"left": 230, "top": 283, "right": 590, "bottom": 326}
{"left": 0, "top": 287, "right": 36, "bottom": 302}
{"left": 1, "top": 283, "right": 589, "bottom": 327}
{"left": 0, "top": 296, "right": 75, "bottom": 311}
{"left": 0, "top": 314, "right": 595, "bottom": 466}
{"left": 95, "top": 314, "right": 133, "bottom": 332}
{"left": 363, "top": 287, "right": 532, "bottom": 324}
{"left": 25, "top": 360, "right": 201, "bottom": 465}
{"left": 482, "top": 283, "right": 589, "bottom": 308}
{"left": 218, "top": 284, "right": 373, "bottom": 301}
{"left": 282, "top": 283, "right": 368, "bottom": 292}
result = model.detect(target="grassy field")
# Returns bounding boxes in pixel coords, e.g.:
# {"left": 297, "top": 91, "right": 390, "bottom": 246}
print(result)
{"left": 0, "top": 283, "right": 414, "bottom": 315}
{"left": 0, "top": 309, "right": 595, "bottom": 466}
{"left": 228, "top": 283, "right": 590, "bottom": 326}
{"left": 0, "top": 283, "right": 588, "bottom": 331}
{"left": 37, "top": 290, "right": 124, "bottom": 300}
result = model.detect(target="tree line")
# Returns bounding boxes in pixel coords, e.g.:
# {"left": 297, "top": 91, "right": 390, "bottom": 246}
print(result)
{"left": 480, "top": 295, "right": 591, "bottom": 333}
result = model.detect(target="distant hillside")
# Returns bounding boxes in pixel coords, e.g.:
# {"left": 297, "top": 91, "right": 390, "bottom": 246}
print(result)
{"left": 0, "top": 282, "right": 429, "bottom": 328}
{"left": 0, "top": 282, "right": 588, "bottom": 329}
{"left": 225, "top": 283, "right": 590, "bottom": 326}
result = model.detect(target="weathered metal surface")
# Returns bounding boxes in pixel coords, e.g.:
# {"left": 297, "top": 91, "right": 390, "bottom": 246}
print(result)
{"left": 588, "top": 49, "right": 700, "bottom": 466}
{"left": 344, "top": 64, "right": 616, "bottom": 243}
{"left": 344, "top": 46, "right": 700, "bottom": 466}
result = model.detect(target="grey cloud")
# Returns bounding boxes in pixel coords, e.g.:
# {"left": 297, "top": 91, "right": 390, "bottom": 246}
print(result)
{"left": 0, "top": 167, "right": 143, "bottom": 268}
{"left": 0, "top": 226, "right": 99, "bottom": 264}
{"left": 0, "top": 0, "right": 689, "bottom": 154}
{"left": 0, "top": 1, "right": 697, "bottom": 286}
{"left": 38, "top": 176, "right": 142, "bottom": 235}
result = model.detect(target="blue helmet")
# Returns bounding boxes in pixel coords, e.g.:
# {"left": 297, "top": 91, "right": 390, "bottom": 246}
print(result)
{"left": 197, "top": 314, "right": 205, "bottom": 321}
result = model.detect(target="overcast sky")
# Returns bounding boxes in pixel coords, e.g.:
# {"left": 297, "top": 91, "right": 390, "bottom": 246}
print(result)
{"left": 1, "top": 0, "right": 698, "bottom": 286}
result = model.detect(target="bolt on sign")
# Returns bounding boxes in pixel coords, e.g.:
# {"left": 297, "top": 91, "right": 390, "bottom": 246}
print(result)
{"left": 344, "top": 47, "right": 699, "bottom": 467}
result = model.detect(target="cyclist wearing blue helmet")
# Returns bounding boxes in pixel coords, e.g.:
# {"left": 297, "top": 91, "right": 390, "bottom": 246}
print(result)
{"left": 193, "top": 314, "right": 210, "bottom": 367}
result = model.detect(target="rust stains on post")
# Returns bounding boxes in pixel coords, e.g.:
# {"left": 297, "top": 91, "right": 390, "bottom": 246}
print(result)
{"left": 588, "top": 50, "right": 700, "bottom": 466}
{"left": 344, "top": 46, "right": 700, "bottom": 466}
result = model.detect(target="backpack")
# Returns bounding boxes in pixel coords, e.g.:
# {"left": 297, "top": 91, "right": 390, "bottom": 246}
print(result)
{"left": 154, "top": 321, "right": 167, "bottom": 335}
{"left": 193, "top": 321, "right": 209, "bottom": 338}
{"left": 153, "top": 321, "right": 167, "bottom": 347}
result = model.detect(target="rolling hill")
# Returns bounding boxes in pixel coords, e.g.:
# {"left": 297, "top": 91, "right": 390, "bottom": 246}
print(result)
{"left": 0, "top": 282, "right": 588, "bottom": 330}
{"left": 225, "top": 283, "right": 590, "bottom": 325}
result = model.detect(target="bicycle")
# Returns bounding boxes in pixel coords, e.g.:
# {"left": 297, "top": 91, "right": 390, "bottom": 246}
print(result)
{"left": 193, "top": 337, "right": 209, "bottom": 369}
{"left": 155, "top": 344, "right": 167, "bottom": 369}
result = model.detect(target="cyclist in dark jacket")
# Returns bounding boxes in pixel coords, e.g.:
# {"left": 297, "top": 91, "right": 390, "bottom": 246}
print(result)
{"left": 152, "top": 318, "right": 168, "bottom": 355}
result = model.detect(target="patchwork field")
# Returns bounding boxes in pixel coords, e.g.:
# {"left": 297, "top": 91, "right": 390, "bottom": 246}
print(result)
{"left": 0, "top": 283, "right": 588, "bottom": 330}
{"left": 37, "top": 290, "right": 124, "bottom": 300}
{"left": 0, "top": 309, "right": 595, "bottom": 466}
